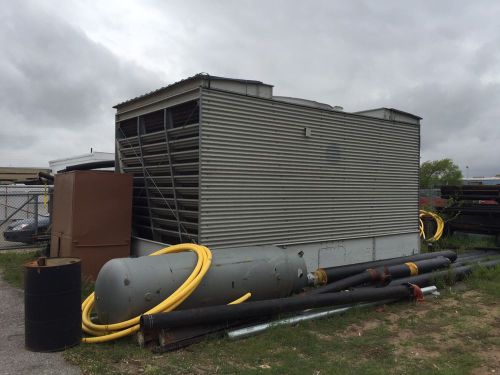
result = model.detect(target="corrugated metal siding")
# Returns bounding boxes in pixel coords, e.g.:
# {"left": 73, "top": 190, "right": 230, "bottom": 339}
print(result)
{"left": 199, "top": 89, "right": 419, "bottom": 248}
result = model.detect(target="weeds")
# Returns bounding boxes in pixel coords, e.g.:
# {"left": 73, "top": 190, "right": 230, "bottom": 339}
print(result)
{"left": 422, "top": 233, "right": 497, "bottom": 253}
{"left": 0, "top": 249, "right": 95, "bottom": 300}
{"left": 0, "top": 250, "right": 40, "bottom": 287}
{"left": 465, "top": 264, "right": 500, "bottom": 298}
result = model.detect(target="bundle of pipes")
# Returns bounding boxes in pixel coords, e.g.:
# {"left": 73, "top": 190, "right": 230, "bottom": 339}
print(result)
{"left": 225, "top": 253, "right": 500, "bottom": 342}
{"left": 139, "top": 249, "right": 500, "bottom": 350}
{"left": 308, "top": 249, "right": 500, "bottom": 291}
{"left": 226, "top": 285, "right": 439, "bottom": 340}
{"left": 308, "top": 256, "right": 451, "bottom": 294}
{"left": 141, "top": 284, "right": 429, "bottom": 351}
{"left": 141, "top": 284, "right": 423, "bottom": 331}
{"left": 389, "top": 258, "right": 500, "bottom": 287}
{"left": 310, "top": 250, "right": 457, "bottom": 285}
{"left": 330, "top": 250, "right": 500, "bottom": 289}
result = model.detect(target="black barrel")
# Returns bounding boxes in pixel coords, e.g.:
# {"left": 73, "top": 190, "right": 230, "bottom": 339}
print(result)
{"left": 24, "top": 257, "right": 81, "bottom": 352}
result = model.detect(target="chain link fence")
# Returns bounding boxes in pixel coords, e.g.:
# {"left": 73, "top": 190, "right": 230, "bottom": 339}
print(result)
{"left": 0, "top": 185, "right": 52, "bottom": 250}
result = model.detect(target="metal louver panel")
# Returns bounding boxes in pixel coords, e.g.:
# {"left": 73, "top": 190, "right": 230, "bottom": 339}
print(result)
{"left": 116, "top": 99, "right": 200, "bottom": 244}
{"left": 199, "top": 89, "right": 419, "bottom": 248}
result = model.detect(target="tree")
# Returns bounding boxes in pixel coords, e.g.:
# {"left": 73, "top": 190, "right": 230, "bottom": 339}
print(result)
{"left": 420, "top": 158, "right": 463, "bottom": 188}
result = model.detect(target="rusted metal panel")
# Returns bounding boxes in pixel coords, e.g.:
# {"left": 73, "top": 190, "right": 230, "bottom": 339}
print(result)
{"left": 50, "top": 171, "right": 133, "bottom": 280}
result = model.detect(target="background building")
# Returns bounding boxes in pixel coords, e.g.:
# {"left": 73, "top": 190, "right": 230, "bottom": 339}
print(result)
{"left": 0, "top": 167, "right": 51, "bottom": 185}
{"left": 49, "top": 151, "right": 114, "bottom": 174}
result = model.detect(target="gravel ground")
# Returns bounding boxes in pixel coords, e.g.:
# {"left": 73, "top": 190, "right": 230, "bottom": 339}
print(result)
{"left": 0, "top": 273, "right": 81, "bottom": 375}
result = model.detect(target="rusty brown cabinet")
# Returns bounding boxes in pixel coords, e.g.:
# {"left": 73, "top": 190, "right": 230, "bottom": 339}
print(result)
{"left": 50, "top": 171, "right": 133, "bottom": 280}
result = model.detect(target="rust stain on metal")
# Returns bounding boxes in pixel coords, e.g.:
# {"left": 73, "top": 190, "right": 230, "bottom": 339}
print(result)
{"left": 49, "top": 171, "right": 133, "bottom": 280}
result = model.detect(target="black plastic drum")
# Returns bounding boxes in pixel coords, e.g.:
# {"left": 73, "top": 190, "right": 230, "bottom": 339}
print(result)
{"left": 24, "top": 257, "right": 81, "bottom": 352}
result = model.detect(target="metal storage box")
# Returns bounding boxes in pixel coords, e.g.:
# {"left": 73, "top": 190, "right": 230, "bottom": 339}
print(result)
{"left": 50, "top": 171, "right": 133, "bottom": 279}
{"left": 114, "top": 74, "right": 421, "bottom": 269}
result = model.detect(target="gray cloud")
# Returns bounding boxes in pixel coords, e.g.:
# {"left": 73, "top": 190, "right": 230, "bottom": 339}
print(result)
{"left": 0, "top": 0, "right": 159, "bottom": 165}
{"left": 1, "top": 0, "right": 500, "bottom": 177}
{"left": 1, "top": 3, "right": 158, "bottom": 128}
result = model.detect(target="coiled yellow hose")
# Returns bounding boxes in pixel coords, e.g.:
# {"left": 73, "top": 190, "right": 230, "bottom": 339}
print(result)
{"left": 419, "top": 209, "right": 444, "bottom": 242}
{"left": 81, "top": 243, "right": 251, "bottom": 343}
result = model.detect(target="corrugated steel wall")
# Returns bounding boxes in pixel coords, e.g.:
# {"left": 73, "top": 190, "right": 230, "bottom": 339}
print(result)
{"left": 199, "top": 89, "right": 419, "bottom": 248}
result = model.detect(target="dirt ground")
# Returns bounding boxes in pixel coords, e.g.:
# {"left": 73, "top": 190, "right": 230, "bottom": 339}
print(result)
{"left": 338, "top": 290, "right": 500, "bottom": 374}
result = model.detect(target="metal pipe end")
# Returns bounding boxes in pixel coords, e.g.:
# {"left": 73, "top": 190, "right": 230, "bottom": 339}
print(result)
{"left": 311, "top": 269, "right": 328, "bottom": 286}
{"left": 140, "top": 314, "right": 153, "bottom": 330}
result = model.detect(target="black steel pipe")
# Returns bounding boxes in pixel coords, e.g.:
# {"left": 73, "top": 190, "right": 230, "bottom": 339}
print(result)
{"left": 456, "top": 250, "right": 500, "bottom": 260}
{"left": 388, "top": 258, "right": 500, "bottom": 287}
{"left": 141, "top": 285, "right": 418, "bottom": 331}
{"left": 456, "top": 250, "right": 492, "bottom": 257}
{"left": 38, "top": 171, "right": 54, "bottom": 182}
{"left": 471, "top": 247, "right": 500, "bottom": 252}
{"left": 456, "top": 253, "right": 490, "bottom": 261}
{"left": 309, "top": 271, "right": 371, "bottom": 295}
{"left": 309, "top": 256, "right": 451, "bottom": 294}
{"left": 452, "top": 257, "right": 500, "bottom": 268}
{"left": 389, "top": 257, "right": 451, "bottom": 278}
{"left": 60, "top": 160, "right": 115, "bottom": 172}
{"left": 454, "top": 254, "right": 500, "bottom": 266}
{"left": 318, "top": 250, "right": 457, "bottom": 283}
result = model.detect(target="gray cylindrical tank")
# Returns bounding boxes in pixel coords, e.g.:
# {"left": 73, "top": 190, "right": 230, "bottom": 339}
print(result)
{"left": 95, "top": 246, "right": 308, "bottom": 324}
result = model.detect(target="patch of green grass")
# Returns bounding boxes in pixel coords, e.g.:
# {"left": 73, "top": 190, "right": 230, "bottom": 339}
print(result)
{"left": 400, "top": 348, "right": 480, "bottom": 375}
{"left": 424, "top": 233, "right": 497, "bottom": 253}
{"left": 0, "top": 250, "right": 40, "bottom": 288}
{"left": 465, "top": 264, "right": 500, "bottom": 298}
{"left": 457, "top": 305, "right": 485, "bottom": 319}
{"left": 0, "top": 250, "right": 95, "bottom": 301}
{"left": 65, "top": 311, "right": 397, "bottom": 375}
{"left": 65, "top": 295, "right": 495, "bottom": 375}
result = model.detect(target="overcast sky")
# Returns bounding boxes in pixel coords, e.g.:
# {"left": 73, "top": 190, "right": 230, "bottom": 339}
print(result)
{"left": 1, "top": 0, "right": 499, "bottom": 177}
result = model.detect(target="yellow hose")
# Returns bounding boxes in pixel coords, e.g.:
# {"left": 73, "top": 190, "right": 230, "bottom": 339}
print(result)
{"left": 81, "top": 243, "right": 251, "bottom": 343}
{"left": 419, "top": 209, "right": 444, "bottom": 242}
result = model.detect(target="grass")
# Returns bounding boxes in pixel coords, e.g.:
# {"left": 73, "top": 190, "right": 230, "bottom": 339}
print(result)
{"left": 0, "top": 250, "right": 41, "bottom": 287}
{"left": 65, "top": 309, "right": 398, "bottom": 375}
{"left": 63, "top": 265, "right": 500, "bottom": 375}
{"left": 465, "top": 263, "right": 500, "bottom": 299}
{"left": 421, "top": 233, "right": 498, "bottom": 253}
{"left": 0, "top": 239, "right": 499, "bottom": 375}
{"left": 62, "top": 287, "right": 499, "bottom": 375}
{"left": 0, "top": 249, "right": 94, "bottom": 299}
